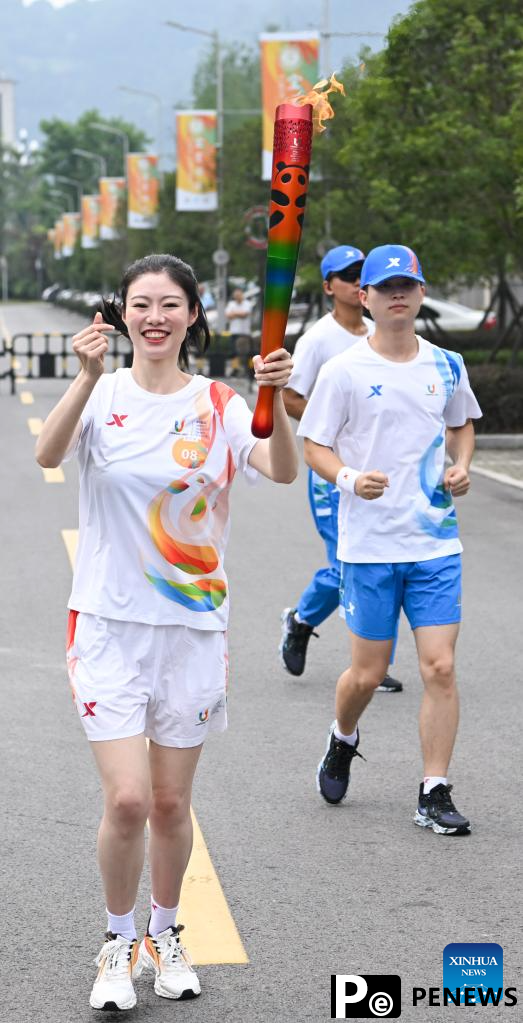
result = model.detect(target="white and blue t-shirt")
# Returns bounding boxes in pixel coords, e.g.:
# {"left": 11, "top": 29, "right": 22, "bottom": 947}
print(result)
{"left": 298, "top": 336, "right": 482, "bottom": 563}
{"left": 287, "top": 312, "right": 374, "bottom": 399}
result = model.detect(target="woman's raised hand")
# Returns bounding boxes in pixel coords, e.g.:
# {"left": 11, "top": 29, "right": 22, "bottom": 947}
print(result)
{"left": 72, "top": 311, "right": 114, "bottom": 379}
{"left": 252, "top": 348, "right": 293, "bottom": 391}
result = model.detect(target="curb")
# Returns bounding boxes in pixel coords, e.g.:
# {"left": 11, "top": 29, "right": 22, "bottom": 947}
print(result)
{"left": 470, "top": 465, "right": 523, "bottom": 491}
{"left": 475, "top": 434, "right": 523, "bottom": 449}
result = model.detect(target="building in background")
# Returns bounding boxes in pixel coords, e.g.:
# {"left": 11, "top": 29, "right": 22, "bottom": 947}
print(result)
{"left": 0, "top": 78, "right": 16, "bottom": 146}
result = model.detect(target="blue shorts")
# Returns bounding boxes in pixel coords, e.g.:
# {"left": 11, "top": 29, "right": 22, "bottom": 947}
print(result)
{"left": 340, "top": 555, "right": 462, "bottom": 641}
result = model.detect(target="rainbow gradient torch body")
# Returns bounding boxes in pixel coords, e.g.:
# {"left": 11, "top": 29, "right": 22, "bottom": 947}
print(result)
{"left": 251, "top": 102, "right": 313, "bottom": 438}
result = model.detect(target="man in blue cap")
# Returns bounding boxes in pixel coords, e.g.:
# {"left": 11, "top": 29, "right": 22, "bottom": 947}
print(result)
{"left": 298, "top": 244, "right": 482, "bottom": 835}
{"left": 280, "top": 245, "right": 402, "bottom": 693}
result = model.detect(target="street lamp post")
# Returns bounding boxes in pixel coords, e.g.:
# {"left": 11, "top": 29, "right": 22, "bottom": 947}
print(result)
{"left": 165, "top": 20, "right": 227, "bottom": 332}
{"left": 91, "top": 123, "right": 129, "bottom": 177}
{"left": 320, "top": 1, "right": 384, "bottom": 255}
{"left": 118, "top": 86, "right": 163, "bottom": 162}
{"left": 72, "top": 148, "right": 108, "bottom": 184}
{"left": 47, "top": 174, "right": 82, "bottom": 210}
{"left": 49, "top": 187, "right": 73, "bottom": 212}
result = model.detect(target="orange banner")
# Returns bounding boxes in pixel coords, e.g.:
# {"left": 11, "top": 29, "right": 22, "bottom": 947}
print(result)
{"left": 53, "top": 220, "right": 63, "bottom": 260}
{"left": 81, "top": 194, "right": 100, "bottom": 249}
{"left": 62, "top": 212, "right": 80, "bottom": 257}
{"left": 176, "top": 111, "right": 217, "bottom": 211}
{"left": 127, "top": 153, "right": 159, "bottom": 229}
{"left": 260, "top": 32, "right": 319, "bottom": 179}
{"left": 99, "top": 177, "right": 126, "bottom": 239}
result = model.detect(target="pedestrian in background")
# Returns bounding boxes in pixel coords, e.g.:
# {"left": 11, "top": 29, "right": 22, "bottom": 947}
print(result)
{"left": 35, "top": 253, "right": 297, "bottom": 1011}
{"left": 280, "top": 245, "right": 402, "bottom": 693}
{"left": 225, "top": 287, "right": 252, "bottom": 378}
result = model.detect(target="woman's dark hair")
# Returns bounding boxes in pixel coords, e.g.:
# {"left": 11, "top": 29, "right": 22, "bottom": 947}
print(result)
{"left": 98, "top": 253, "right": 211, "bottom": 370}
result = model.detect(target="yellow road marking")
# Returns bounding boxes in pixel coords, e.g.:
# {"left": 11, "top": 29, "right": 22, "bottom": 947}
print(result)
{"left": 20, "top": 390, "right": 34, "bottom": 405}
{"left": 179, "top": 810, "right": 248, "bottom": 964}
{"left": 28, "top": 417, "right": 43, "bottom": 436}
{"left": 42, "top": 466, "right": 65, "bottom": 483}
{"left": 60, "top": 527, "right": 248, "bottom": 964}
{"left": 61, "top": 529, "right": 78, "bottom": 569}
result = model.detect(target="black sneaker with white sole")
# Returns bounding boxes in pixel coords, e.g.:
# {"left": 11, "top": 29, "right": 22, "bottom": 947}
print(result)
{"left": 414, "top": 783, "right": 471, "bottom": 835}
{"left": 376, "top": 673, "right": 403, "bottom": 693}
{"left": 317, "top": 723, "right": 365, "bottom": 804}
{"left": 279, "top": 607, "right": 318, "bottom": 676}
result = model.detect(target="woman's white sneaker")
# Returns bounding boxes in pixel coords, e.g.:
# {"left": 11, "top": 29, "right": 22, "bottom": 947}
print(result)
{"left": 89, "top": 932, "right": 139, "bottom": 1011}
{"left": 135, "top": 924, "right": 201, "bottom": 1000}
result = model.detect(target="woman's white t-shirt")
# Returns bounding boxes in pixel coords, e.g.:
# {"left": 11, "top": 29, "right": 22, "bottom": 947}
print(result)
{"left": 298, "top": 337, "right": 482, "bottom": 564}
{"left": 67, "top": 370, "right": 258, "bottom": 629}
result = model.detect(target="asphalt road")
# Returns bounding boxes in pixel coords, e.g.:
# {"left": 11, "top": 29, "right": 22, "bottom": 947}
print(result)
{"left": 1, "top": 302, "right": 522, "bottom": 1021}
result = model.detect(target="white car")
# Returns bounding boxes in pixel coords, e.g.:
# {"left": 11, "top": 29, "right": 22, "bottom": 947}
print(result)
{"left": 416, "top": 296, "right": 496, "bottom": 334}
{"left": 284, "top": 295, "right": 497, "bottom": 344}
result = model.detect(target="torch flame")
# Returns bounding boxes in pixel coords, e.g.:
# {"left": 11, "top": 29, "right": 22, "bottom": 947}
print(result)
{"left": 294, "top": 73, "right": 346, "bottom": 132}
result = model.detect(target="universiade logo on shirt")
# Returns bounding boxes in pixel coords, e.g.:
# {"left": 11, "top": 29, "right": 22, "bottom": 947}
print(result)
{"left": 443, "top": 943, "right": 503, "bottom": 1005}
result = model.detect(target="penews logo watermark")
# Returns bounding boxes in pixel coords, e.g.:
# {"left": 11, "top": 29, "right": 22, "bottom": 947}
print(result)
{"left": 331, "top": 975, "right": 401, "bottom": 1018}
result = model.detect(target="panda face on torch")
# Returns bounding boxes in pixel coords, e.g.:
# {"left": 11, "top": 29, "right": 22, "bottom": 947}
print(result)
{"left": 269, "top": 161, "right": 310, "bottom": 241}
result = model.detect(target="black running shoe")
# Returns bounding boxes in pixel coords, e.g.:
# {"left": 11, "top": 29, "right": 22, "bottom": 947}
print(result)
{"left": 376, "top": 673, "right": 403, "bottom": 693}
{"left": 317, "top": 723, "right": 364, "bottom": 804}
{"left": 414, "top": 783, "right": 471, "bottom": 835}
{"left": 279, "top": 607, "right": 318, "bottom": 676}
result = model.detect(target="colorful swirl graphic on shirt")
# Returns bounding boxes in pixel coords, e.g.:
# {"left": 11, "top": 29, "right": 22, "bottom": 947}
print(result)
{"left": 144, "top": 381, "right": 237, "bottom": 611}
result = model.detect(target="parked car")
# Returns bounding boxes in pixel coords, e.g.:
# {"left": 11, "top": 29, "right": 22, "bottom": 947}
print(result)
{"left": 282, "top": 295, "right": 497, "bottom": 349}
{"left": 416, "top": 296, "right": 497, "bottom": 335}
{"left": 41, "top": 283, "right": 61, "bottom": 301}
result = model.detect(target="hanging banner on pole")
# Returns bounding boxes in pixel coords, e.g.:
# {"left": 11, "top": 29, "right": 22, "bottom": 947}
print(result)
{"left": 99, "top": 177, "right": 126, "bottom": 239}
{"left": 259, "top": 32, "right": 319, "bottom": 180}
{"left": 81, "top": 195, "right": 100, "bottom": 249}
{"left": 53, "top": 220, "right": 63, "bottom": 260}
{"left": 62, "top": 212, "right": 81, "bottom": 257}
{"left": 127, "top": 153, "right": 159, "bottom": 229}
{"left": 176, "top": 111, "right": 218, "bottom": 211}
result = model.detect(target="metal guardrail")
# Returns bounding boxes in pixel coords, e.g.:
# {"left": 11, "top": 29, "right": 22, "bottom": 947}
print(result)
{"left": 0, "top": 331, "right": 133, "bottom": 394}
{"left": 0, "top": 329, "right": 261, "bottom": 392}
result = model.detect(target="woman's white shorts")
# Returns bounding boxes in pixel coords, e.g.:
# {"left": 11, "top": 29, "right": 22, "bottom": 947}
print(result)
{"left": 66, "top": 611, "right": 228, "bottom": 747}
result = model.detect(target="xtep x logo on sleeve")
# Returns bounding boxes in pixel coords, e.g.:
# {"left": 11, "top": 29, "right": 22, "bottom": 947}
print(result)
{"left": 105, "top": 413, "right": 128, "bottom": 427}
{"left": 366, "top": 385, "right": 383, "bottom": 398}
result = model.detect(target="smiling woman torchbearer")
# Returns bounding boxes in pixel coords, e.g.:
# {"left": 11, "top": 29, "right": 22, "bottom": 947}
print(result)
{"left": 35, "top": 253, "right": 297, "bottom": 1011}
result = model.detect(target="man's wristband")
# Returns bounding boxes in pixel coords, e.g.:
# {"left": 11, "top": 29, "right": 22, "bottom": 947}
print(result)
{"left": 336, "top": 466, "right": 361, "bottom": 494}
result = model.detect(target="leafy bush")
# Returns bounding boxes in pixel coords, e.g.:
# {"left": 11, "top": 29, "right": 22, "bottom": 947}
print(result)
{"left": 468, "top": 366, "right": 523, "bottom": 432}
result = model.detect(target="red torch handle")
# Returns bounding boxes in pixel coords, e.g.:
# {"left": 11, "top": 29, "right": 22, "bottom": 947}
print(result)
{"left": 252, "top": 386, "right": 275, "bottom": 439}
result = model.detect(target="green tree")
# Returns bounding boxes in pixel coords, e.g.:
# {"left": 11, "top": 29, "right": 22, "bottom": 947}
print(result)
{"left": 335, "top": 0, "right": 523, "bottom": 296}
{"left": 39, "top": 109, "right": 149, "bottom": 191}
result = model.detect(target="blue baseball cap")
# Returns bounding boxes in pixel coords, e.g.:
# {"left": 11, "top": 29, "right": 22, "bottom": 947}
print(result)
{"left": 360, "top": 244, "right": 425, "bottom": 287}
{"left": 321, "top": 245, "right": 365, "bottom": 280}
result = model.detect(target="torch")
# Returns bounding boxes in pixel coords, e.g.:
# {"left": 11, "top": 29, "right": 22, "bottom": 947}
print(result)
{"left": 251, "top": 102, "right": 313, "bottom": 438}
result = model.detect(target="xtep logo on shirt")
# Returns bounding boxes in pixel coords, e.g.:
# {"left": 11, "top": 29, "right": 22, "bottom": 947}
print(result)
{"left": 105, "top": 413, "right": 128, "bottom": 427}
{"left": 366, "top": 384, "right": 383, "bottom": 398}
{"left": 347, "top": 602, "right": 356, "bottom": 616}
{"left": 81, "top": 701, "right": 97, "bottom": 717}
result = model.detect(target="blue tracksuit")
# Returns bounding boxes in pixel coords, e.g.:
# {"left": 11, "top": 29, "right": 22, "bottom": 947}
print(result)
{"left": 297, "top": 470, "right": 341, "bottom": 627}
